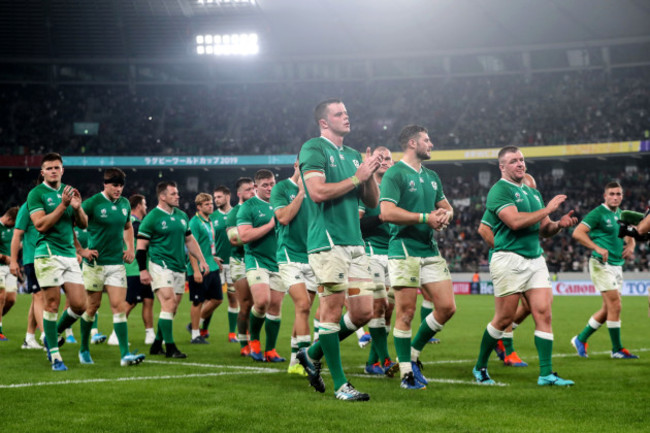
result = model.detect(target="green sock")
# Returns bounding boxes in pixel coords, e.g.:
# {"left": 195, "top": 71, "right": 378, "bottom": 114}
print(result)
{"left": 607, "top": 323, "right": 623, "bottom": 352}
{"left": 158, "top": 315, "right": 174, "bottom": 344}
{"left": 114, "top": 314, "right": 129, "bottom": 357}
{"left": 502, "top": 336, "right": 515, "bottom": 356}
{"left": 420, "top": 301, "right": 433, "bottom": 323}
{"left": 57, "top": 308, "right": 79, "bottom": 334}
{"left": 367, "top": 342, "right": 379, "bottom": 365}
{"left": 249, "top": 310, "right": 265, "bottom": 341}
{"left": 155, "top": 325, "right": 164, "bottom": 342}
{"left": 0, "top": 323, "right": 3, "bottom": 334}
{"left": 534, "top": 333, "right": 553, "bottom": 376}
{"left": 393, "top": 328, "right": 412, "bottom": 364}
{"left": 368, "top": 322, "right": 390, "bottom": 362}
{"left": 202, "top": 313, "right": 212, "bottom": 331}
{"left": 92, "top": 313, "right": 99, "bottom": 330}
{"left": 577, "top": 324, "right": 598, "bottom": 343}
{"left": 264, "top": 316, "right": 281, "bottom": 352}
{"left": 43, "top": 312, "right": 60, "bottom": 361}
{"left": 475, "top": 327, "right": 500, "bottom": 370}
{"left": 412, "top": 314, "right": 443, "bottom": 351}
{"left": 319, "top": 326, "right": 347, "bottom": 390}
{"left": 308, "top": 314, "right": 356, "bottom": 361}
{"left": 227, "top": 310, "right": 238, "bottom": 333}
{"left": 79, "top": 313, "right": 94, "bottom": 353}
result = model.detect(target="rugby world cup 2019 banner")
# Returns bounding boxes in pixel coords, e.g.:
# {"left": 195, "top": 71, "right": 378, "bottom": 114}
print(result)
{"left": 479, "top": 280, "right": 650, "bottom": 296}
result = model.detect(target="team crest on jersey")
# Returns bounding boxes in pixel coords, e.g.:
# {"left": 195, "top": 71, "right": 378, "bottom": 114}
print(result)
{"left": 353, "top": 159, "right": 360, "bottom": 168}
{"left": 431, "top": 181, "right": 438, "bottom": 190}
{"left": 408, "top": 180, "right": 417, "bottom": 192}
{"left": 534, "top": 195, "right": 541, "bottom": 204}
{"left": 289, "top": 194, "right": 296, "bottom": 201}
{"left": 329, "top": 156, "right": 337, "bottom": 167}
{"left": 122, "top": 209, "right": 127, "bottom": 216}
{"left": 181, "top": 220, "right": 187, "bottom": 227}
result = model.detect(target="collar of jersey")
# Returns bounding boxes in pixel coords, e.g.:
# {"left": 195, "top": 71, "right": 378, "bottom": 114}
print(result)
{"left": 320, "top": 136, "right": 343, "bottom": 150}
{"left": 398, "top": 159, "right": 422, "bottom": 174}
{"left": 101, "top": 191, "right": 119, "bottom": 204}
{"left": 253, "top": 194, "right": 270, "bottom": 204}
{"left": 600, "top": 203, "right": 618, "bottom": 213}
{"left": 41, "top": 181, "right": 62, "bottom": 192}
{"left": 499, "top": 178, "right": 524, "bottom": 188}
{"left": 156, "top": 205, "right": 174, "bottom": 215}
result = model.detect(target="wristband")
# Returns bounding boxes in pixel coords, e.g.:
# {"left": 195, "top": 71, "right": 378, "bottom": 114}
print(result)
{"left": 419, "top": 213, "right": 428, "bottom": 224}
{"left": 350, "top": 175, "right": 360, "bottom": 188}
{"left": 136, "top": 249, "right": 148, "bottom": 272}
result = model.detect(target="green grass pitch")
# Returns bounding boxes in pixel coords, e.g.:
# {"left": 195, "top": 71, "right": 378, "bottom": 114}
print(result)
{"left": 0, "top": 293, "right": 648, "bottom": 433}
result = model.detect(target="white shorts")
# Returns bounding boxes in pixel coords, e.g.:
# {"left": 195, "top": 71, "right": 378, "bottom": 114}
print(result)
{"left": 230, "top": 257, "right": 246, "bottom": 283}
{"left": 490, "top": 251, "right": 551, "bottom": 297}
{"left": 0, "top": 265, "right": 17, "bottom": 292}
{"left": 589, "top": 258, "right": 623, "bottom": 292}
{"left": 388, "top": 255, "right": 451, "bottom": 288}
{"left": 246, "top": 268, "right": 286, "bottom": 293}
{"left": 220, "top": 263, "right": 235, "bottom": 292}
{"left": 149, "top": 261, "right": 186, "bottom": 295}
{"left": 82, "top": 263, "right": 127, "bottom": 291}
{"left": 308, "top": 245, "right": 373, "bottom": 294}
{"left": 368, "top": 254, "right": 390, "bottom": 300}
{"left": 279, "top": 262, "right": 318, "bottom": 293}
{"left": 34, "top": 256, "right": 84, "bottom": 288}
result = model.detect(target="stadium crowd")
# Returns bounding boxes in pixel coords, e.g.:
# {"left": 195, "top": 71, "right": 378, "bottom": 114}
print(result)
{"left": 1, "top": 68, "right": 649, "bottom": 157}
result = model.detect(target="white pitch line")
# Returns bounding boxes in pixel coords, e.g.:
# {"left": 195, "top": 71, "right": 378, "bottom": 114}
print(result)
{"left": 0, "top": 370, "right": 282, "bottom": 389}
{"left": 346, "top": 373, "right": 508, "bottom": 387}
{"left": 145, "top": 359, "right": 284, "bottom": 372}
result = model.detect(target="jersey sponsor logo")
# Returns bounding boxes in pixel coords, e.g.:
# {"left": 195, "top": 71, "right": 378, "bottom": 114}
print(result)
{"left": 171, "top": 217, "right": 175, "bottom": 221}
{"left": 111, "top": 205, "right": 117, "bottom": 210}
{"left": 339, "top": 153, "right": 345, "bottom": 160}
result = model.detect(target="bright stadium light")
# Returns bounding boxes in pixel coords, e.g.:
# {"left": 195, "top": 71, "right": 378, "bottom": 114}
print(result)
{"left": 197, "top": 0, "right": 256, "bottom": 5}
{"left": 195, "top": 32, "right": 259, "bottom": 56}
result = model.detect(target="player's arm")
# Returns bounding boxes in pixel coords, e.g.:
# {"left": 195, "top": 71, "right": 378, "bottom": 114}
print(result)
{"left": 238, "top": 220, "right": 275, "bottom": 244}
{"left": 572, "top": 223, "right": 609, "bottom": 263}
{"left": 136, "top": 237, "right": 151, "bottom": 285}
{"left": 122, "top": 219, "right": 135, "bottom": 264}
{"left": 74, "top": 230, "right": 98, "bottom": 263}
{"left": 638, "top": 214, "right": 650, "bottom": 235}
{"left": 477, "top": 223, "right": 494, "bottom": 249}
{"left": 8, "top": 228, "right": 24, "bottom": 278}
{"left": 185, "top": 233, "right": 209, "bottom": 275}
{"left": 434, "top": 198, "right": 454, "bottom": 228}
{"left": 188, "top": 253, "right": 203, "bottom": 283}
{"left": 497, "top": 194, "right": 566, "bottom": 231}
{"left": 622, "top": 236, "right": 636, "bottom": 260}
{"left": 380, "top": 201, "right": 448, "bottom": 230}
{"left": 540, "top": 210, "right": 578, "bottom": 238}
{"left": 274, "top": 189, "right": 305, "bottom": 226}
{"left": 227, "top": 226, "right": 243, "bottom": 247}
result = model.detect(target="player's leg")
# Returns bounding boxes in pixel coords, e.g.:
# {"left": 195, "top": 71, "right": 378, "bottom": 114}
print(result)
{"left": 199, "top": 271, "right": 223, "bottom": 341}
{"left": 392, "top": 286, "right": 423, "bottom": 389}
{"left": 0, "top": 288, "right": 6, "bottom": 340}
{"left": 287, "top": 281, "right": 311, "bottom": 369}
{"left": 187, "top": 275, "right": 207, "bottom": 344}
{"left": 264, "top": 275, "right": 286, "bottom": 362}
{"left": 79, "top": 289, "right": 102, "bottom": 364}
{"left": 247, "top": 268, "right": 272, "bottom": 361}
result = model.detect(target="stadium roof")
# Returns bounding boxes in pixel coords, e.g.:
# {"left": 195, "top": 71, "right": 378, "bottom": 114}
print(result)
{"left": 0, "top": 0, "right": 649, "bottom": 61}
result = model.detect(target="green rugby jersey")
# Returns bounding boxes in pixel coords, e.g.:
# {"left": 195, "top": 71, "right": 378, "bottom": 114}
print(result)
{"left": 480, "top": 209, "right": 498, "bottom": 262}
{"left": 0, "top": 221, "right": 13, "bottom": 257}
{"left": 187, "top": 213, "right": 219, "bottom": 276}
{"left": 82, "top": 192, "right": 131, "bottom": 266}
{"left": 138, "top": 206, "right": 190, "bottom": 273}
{"left": 210, "top": 208, "right": 232, "bottom": 263}
{"left": 359, "top": 186, "right": 390, "bottom": 256}
{"left": 237, "top": 195, "right": 278, "bottom": 272}
{"left": 124, "top": 215, "right": 141, "bottom": 277}
{"left": 74, "top": 227, "right": 89, "bottom": 249}
{"left": 27, "top": 182, "right": 77, "bottom": 259}
{"left": 580, "top": 204, "right": 624, "bottom": 266}
{"left": 226, "top": 204, "right": 244, "bottom": 261}
{"left": 15, "top": 203, "right": 38, "bottom": 265}
{"left": 271, "top": 178, "right": 309, "bottom": 264}
{"left": 486, "top": 179, "right": 544, "bottom": 259}
{"left": 299, "top": 137, "right": 364, "bottom": 253}
{"left": 380, "top": 160, "right": 446, "bottom": 259}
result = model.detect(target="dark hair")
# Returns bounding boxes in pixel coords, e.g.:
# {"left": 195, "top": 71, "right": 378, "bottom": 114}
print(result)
{"left": 156, "top": 181, "right": 177, "bottom": 197}
{"left": 314, "top": 98, "right": 343, "bottom": 127}
{"left": 104, "top": 167, "right": 126, "bottom": 185}
{"left": 213, "top": 185, "right": 230, "bottom": 195}
{"left": 4, "top": 206, "right": 19, "bottom": 220}
{"left": 604, "top": 181, "right": 622, "bottom": 191}
{"left": 254, "top": 169, "right": 274, "bottom": 183}
{"left": 235, "top": 177, "right": 254, "bottom": 191}
{"left": 398, "top": 125, "right": 428, "bottom": 151}
{"left": 129, "top": 194, "right": 145, "bottom": 209}
{"left": 497, "top": 146, "right": 520, "bottom": 162}
{"left": 41, "top": 152, "right": 63, "bottom": 166}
